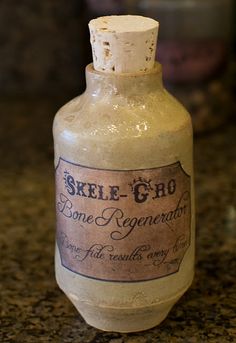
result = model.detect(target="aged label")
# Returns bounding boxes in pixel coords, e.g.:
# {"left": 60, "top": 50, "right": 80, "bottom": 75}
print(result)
{"left": 56, "top": 158, "right": 191, "bottom": 282}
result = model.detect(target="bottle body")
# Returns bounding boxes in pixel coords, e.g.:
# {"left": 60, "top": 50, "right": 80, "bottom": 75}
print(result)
{"left": 53, "top": 63, "right": 195, "bottom": 332}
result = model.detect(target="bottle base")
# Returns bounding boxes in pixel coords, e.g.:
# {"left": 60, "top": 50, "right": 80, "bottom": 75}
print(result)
{"left": 55, "top": 247, "right": 193, "bottom": 333}
{"left": 67, "top": 291, "right": 181, "bottom": 333}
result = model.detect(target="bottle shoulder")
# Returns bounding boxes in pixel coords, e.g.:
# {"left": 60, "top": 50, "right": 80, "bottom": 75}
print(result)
{"left": 53, "top": 89, "right": 192, "bottom": 143}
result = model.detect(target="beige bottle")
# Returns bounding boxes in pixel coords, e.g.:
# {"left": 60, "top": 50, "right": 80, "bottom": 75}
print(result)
{"left": 53, "top": 15, "right": 195, "bottom": 332}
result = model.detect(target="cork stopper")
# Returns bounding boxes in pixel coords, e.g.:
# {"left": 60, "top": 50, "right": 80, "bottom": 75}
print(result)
{"left": 88, "top": 15, "right": 159, "bottom": 73}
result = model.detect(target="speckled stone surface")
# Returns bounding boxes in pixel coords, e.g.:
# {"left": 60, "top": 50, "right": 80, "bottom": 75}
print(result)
{"left": 0, "top": 97, "right": 236, "bottom": 343}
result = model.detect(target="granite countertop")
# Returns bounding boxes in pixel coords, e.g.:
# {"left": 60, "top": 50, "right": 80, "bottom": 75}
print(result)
{"left": 0, "top": 97, "right": 236, "bottom": 343}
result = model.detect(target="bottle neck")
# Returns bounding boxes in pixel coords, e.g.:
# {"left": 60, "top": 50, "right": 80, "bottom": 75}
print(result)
{"left": 85, "top": 63, "right": 163, "bottom": 98}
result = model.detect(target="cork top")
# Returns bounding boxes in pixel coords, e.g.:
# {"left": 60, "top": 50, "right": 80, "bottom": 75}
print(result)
{"left": 88, "top": 15, "right": 159, "bottom": 74}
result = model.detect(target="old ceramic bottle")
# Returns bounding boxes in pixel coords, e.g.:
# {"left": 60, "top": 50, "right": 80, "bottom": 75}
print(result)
{"left": 53, "top": 15, "right": 195, "bottom": 332}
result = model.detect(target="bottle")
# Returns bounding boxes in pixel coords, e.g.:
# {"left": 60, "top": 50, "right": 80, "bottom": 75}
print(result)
{"left": 53, "top": 15, "right": 195, "bottom": 333}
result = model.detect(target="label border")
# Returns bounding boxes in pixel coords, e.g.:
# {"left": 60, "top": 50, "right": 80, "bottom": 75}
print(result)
{"left": 56, "top": 158, "right": 191, "bottom": 283}
{"left": 55, "top": 157, "right": 190, "bottom": 177}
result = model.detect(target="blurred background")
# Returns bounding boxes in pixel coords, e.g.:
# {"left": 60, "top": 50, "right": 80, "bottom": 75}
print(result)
{"left": 0, "top": 0, "right": 235, "bottom": 133}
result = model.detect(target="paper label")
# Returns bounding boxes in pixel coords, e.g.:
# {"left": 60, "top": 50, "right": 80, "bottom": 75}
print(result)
{"left": 56, "top": 158, "right": 191, "bottom": 282}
